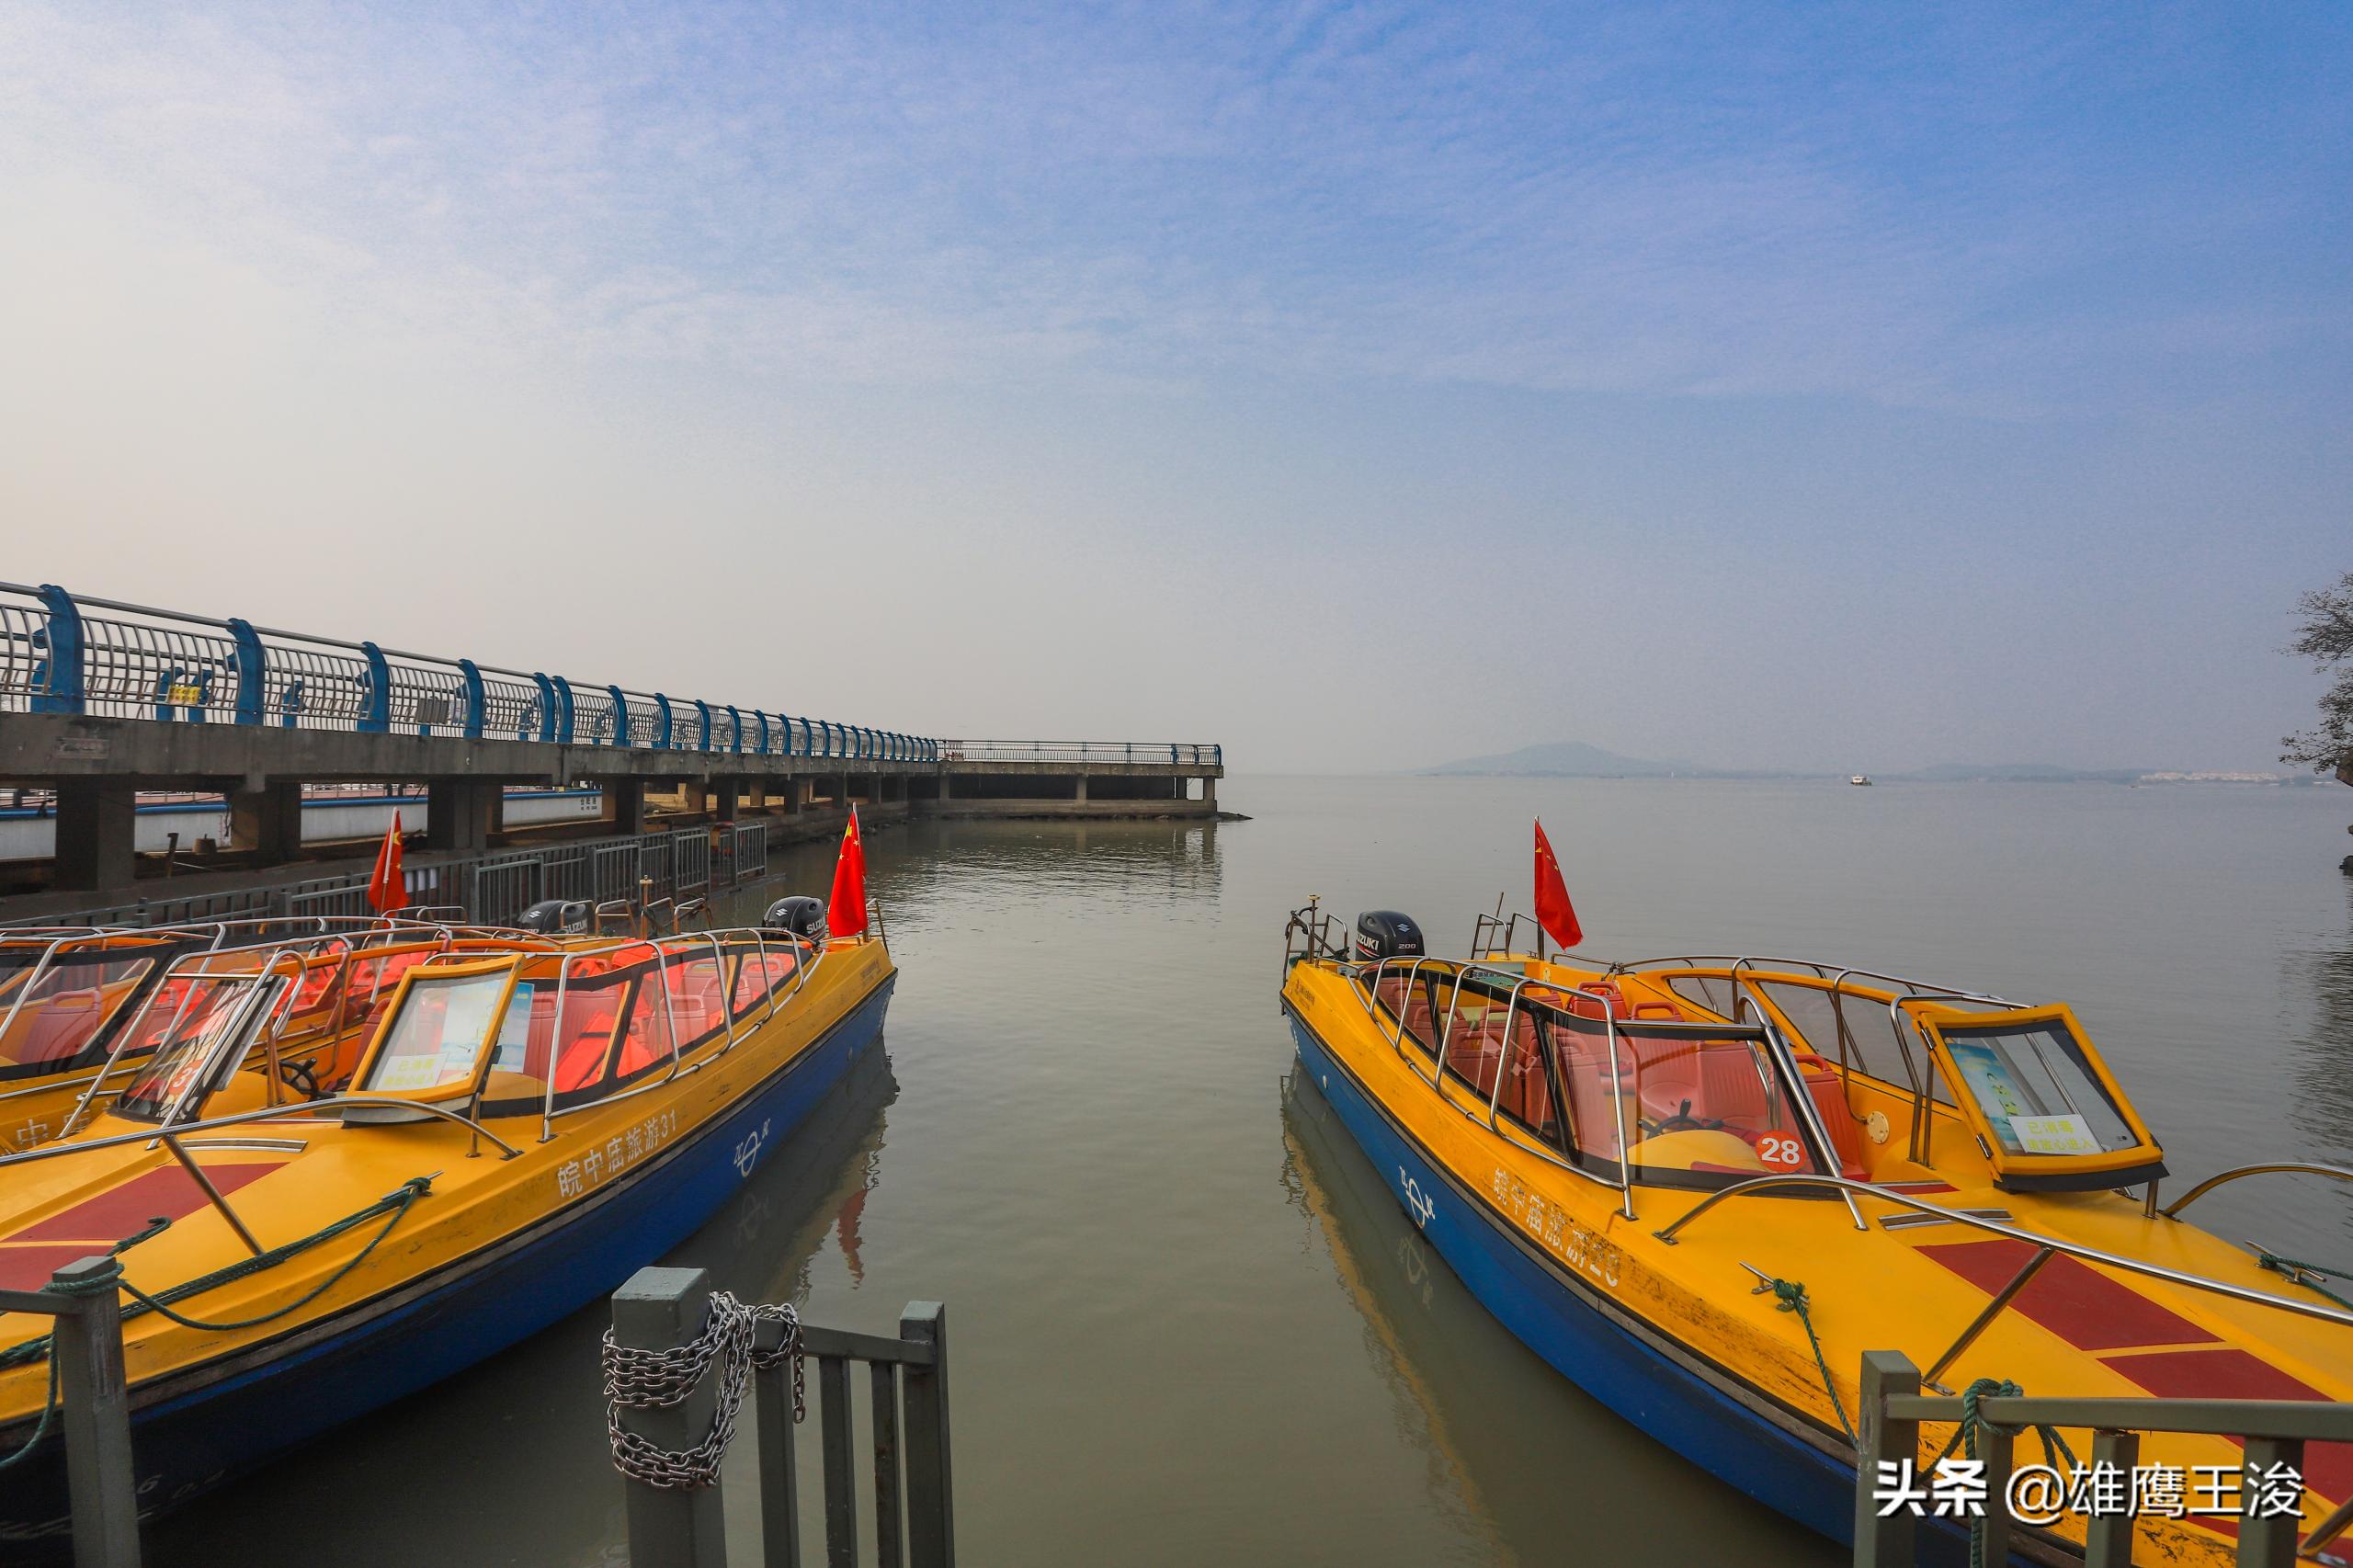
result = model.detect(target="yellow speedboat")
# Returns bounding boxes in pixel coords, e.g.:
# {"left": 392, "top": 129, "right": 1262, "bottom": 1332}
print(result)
{"left": 1279, "top": 902, "right": 2353, "bottom": 1565}
{"left": 0, "top": 915, "right": 893, "bottom": 1548}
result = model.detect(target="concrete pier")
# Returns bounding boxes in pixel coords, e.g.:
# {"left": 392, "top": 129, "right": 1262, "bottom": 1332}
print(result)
{"left": 0, "top": 710, "right": 1223, "bottom": 906}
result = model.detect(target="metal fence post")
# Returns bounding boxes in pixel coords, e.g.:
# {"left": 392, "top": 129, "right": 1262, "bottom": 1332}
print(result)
{"left": 1853, "top": 1350, "right": 1916, "bottom": 1568}
{"left": 51, "top": 1256, "right": 141, "bottom": 1568}
{"left": 2240, "top": 1435, "right": 2307, "bottom": 1567}
{"left": 611, "top": 1266, "right": 726, "bottom": 1568}
{"left": 900, "top": 1302, "right": 954, "bottom": 1568}
{"left": 819, "top": 1355, "right": 858, "bottom": 1567}
{"left": 871, "top": 1359, "right": 904, "bottom": 1568}
{"left": 30, "top": 585, "right": 86, "bottom": 716}
{"left": 2084, "top": 1429, "right": 2139, "bottom": 1566}
{"left": 754, "top": 1344, "right": 803, "bottom": 1568}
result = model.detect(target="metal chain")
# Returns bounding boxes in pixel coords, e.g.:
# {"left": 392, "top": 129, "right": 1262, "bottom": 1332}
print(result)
{"left": 602, "top": 1291, "right": 804, "bottom": 1490}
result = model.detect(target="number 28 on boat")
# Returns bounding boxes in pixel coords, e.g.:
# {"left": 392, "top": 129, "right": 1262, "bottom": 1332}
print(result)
{"left": 0, "top": 909, "right": 894, "bottom": 1548}
{"left": 1279, "top": 900, "right": 2353, "bottom": 1565}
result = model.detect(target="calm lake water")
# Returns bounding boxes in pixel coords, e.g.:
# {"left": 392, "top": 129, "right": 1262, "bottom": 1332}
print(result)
{"left": 154, "top": 777, "right": 2353, "bottom": 1567}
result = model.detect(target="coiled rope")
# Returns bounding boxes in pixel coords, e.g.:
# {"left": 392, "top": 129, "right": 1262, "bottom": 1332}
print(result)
{"left": 1932, "top": 1377, "right": 2082, "bottom": 1568}
{"left": 0, "top": 1177, "right": 432, "bottom": 1470}
{"left": 2252, "top": 1245, "right": 2353, "bottom": 1312}
{"left": 603, "top": 1291, "right": 806, "bottom": 1491}
{"left": 1767, "top": 1277, "right": 1857, "bottom": 1445}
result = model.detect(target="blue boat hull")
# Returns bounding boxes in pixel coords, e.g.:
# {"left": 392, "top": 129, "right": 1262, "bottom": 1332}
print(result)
{"left": 1287, "top": 1004, "right": 1995, "bottom": 1566}
{"left": 0, "top": 971, "right": 895, "bottom": 1550}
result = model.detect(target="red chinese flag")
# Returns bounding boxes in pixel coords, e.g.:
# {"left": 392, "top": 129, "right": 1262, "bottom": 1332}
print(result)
{"left": 1533, "top": 818, "right": 1582, "bottom": 949}
{"left": 367, "top": 812, "right": 409, "bottom": 914}
{"left": 827, "top": 806, "right": 868, "bottom": 937}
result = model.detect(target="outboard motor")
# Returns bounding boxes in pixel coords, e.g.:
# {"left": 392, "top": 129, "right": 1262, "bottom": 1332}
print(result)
{"left": 1354, "top": 910, "right": 1425, "bottom": 963}
{"left": 761, "top": 895, "right": 828, "bottom": 943}
{"left": 516, "top": 898, "right": 593, "bottom": 935}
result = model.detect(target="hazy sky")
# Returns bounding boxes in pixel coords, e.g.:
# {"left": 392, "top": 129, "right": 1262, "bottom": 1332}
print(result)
{"left": 3, "top": 3, "right": 2346, "bottom": 773}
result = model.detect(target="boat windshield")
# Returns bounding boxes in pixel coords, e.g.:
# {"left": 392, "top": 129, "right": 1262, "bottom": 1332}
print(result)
{"left": 110, "top": 976, "right": 276, "bottom": 1123}
{"left": 358, "top": 970, "right": 512, "bottom": 1096}
{"left": 1935, "top": 1016, "right": 2140, "bottom": 1157}
{"left": 1368, "top": 964, "right": 1834, "bottom": 1190}
{"left": 0, "top": 944, "right": 170, "bottom": 1080}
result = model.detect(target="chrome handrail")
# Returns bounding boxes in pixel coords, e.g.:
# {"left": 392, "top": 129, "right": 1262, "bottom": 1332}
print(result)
{"left": 1650, "top": 1174, "right": 2353, "bottom": 1331}
{"left": 2159, "top": 1163, "right": 2353, "bottom": 1221}
{"left": 0, "top": 1093, "right": 525, "bottom": 1168}
{"left": 1736, "top": 995, "right": 1867, "bottom": 1232}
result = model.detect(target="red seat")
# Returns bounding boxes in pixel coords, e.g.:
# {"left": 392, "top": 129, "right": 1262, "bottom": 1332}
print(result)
{"left": 553, "top": 1010, "right": 617, "bottom": 1093}
{"left": 17, "top": 990, "right": 103, "bottom": 1065}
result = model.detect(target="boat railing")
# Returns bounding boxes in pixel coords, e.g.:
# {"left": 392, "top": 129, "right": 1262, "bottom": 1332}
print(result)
{"left": 1281, "top": 899, "right": 1350, "bottom": 973}
{"left": 1652, "top": 1173, "right": 2353, "bottom": 1392}
{"left": 1344, "top": 955, "right": 1853, "bottom": 1222}
{"left": 1852, "top": 1347, "right": 2353, "bottom": 1567}
{"left": 2153, "top": 1161, "right": 2353, "bottom": 1221}
{"left": 608, "top": 1266, "right": 956, "bottom": 1568}
{"left": 0, "top": 1095, "right": 527, "bottom": 1174}
{"left": 535, "top": 926, "right": 826, "bottom": 1142}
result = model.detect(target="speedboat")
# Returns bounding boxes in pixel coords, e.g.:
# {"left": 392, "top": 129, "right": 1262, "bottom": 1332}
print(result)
{"left": 0, "top": 913, "right": 894, "bottom": 1548}
{"left": 1279, "top": 900, "right": 2353, "bottom": 1564}
{"left": 1850, "top": 775, "right": 1873, "bottom": 787}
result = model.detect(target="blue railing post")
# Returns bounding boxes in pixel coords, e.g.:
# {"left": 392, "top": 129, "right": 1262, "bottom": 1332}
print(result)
{"left": 608, "top": 686, "right": 631, "bottom": 747}
{"left": 654, "top": 694, "right": 675, "bottom": 750}
{"left": 753, "top": 711, "right": 769, "bottom": 756}
{"left": 726, "top": 705, "right": 743, "bottom": 754}
{"left": 30, "top": 585, "right": 85, "bottom": 715}
{"left": 531, "top": 674, "right": 558, "bottom": 742}
{"left": 358, "top": 642, "right": 392, "bottom": 733}
{"left": 693, "top": 699, "right": 711, "bottom": 751}
{"left": 224, "top": 619, "right": 266, "bottom": 726}
{"left": 459, "top": 659, "right": 487, "bottom": 740}
{"left": 551, "top": 677, "right": 575, "bottom": 744}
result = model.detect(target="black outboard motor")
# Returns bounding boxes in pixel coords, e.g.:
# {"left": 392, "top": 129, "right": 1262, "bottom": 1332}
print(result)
{"left": 516, "top": 898, "right": 592, "bottom": 935}
{"left": 1354, "top": 910, "right": 1425, "bottom": 963}
{"left": 762, "top": 895, "right": 828, "bottom": 943}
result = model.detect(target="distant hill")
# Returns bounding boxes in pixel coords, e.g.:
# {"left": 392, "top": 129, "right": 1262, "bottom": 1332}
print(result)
{"left": 1420, "top": 741, "right": 1714, "bottom": 778}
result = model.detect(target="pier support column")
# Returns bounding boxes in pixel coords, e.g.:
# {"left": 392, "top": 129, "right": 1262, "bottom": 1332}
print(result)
{"left": 1202, "top": 777, "right": 1217, "bottom": 812}
{"left": 605, "top": 778, "right": 647, "bottom": 835}
{"left": 228, "top": 780, "right": 302, "bottom": 865}
{"left": 938, "top": 771, "right": 952, "bottom": 803}
{"left": 1074, "top": 775, "right": 1088, "bottom": 804}
{"left": 426, "top": 780, "right": 499, "bottom": 853}
{"left": 713, "top": 779, "right": 737, "bottom": 823}
{"left": 52, "top": 782, "right": 138, "bottom": 892}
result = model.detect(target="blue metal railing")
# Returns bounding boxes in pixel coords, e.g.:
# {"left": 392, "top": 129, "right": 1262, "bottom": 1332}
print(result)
{"left": 0, "top": 583, "right": 938, "bottom": 763}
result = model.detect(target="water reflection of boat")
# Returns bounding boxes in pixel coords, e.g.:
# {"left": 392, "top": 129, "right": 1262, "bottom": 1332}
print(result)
{"left": 1280, "top": 902, "right": 2353, "bottom": 1565}
{"left": 1280, "top": 1068, "right": 1827, "bottom": 1565}
{"left": 0, "top": 920, "right": 894, "bottom": 1550}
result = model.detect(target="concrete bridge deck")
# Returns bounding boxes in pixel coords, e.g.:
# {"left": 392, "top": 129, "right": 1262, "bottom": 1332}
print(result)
{"left": 0, "top": 582, "right": 1220, "bottom": 899}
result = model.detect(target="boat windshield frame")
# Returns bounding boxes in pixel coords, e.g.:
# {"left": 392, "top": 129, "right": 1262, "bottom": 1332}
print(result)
{"left": 1914, "top": 1002, "right": 2166, "bottom": 1191}
{"left": 106, "top": 960, "right": 298, "bottom": 1127}
{"left": 0, "top": 929, "right": 199, "bottom": 1088}
{"left": 1349, "top": 956, "right": 1849, "bottom": 1221}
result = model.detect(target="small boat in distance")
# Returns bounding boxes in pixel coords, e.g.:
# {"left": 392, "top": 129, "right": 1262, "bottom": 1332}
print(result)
{"left": 1279, "top": 898, "right": 2353, "bottom": 1564}
{"left": 0, "top": 909, "right": 895, "bottom": 1548}
{"left": 1848, "top": 774, "right": 1872, "bottom": 786}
